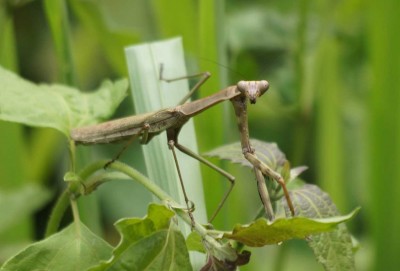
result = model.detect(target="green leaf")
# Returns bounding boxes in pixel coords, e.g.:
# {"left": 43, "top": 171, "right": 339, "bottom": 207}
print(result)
{"left": 88, "top": 203, "right": 192, "bottom": 271}
{"left": 223, "top": 207, "right": 359, "bottom": 247}
{"left": 205, "top": 139, "right": 286, "bottom": 170}
{"left": 0, "top": 222, "right": 113, "bottom": 271}
{"left": 0, "top": 184, "right": 52, "bottom": 234}
{"left": 186, "top": 231, "right": 206, "bottom": 253}
{"left": 63, "top": 171, "right": 81, "bottom": 183}
{"left": 112, "top": 204, "right": 175, "bottom": 253}
{"left": 0, "top": 65, "right": 128, "bottom": 136}
{"left": 283, "top": 184, "right": 357, "bottom": 271}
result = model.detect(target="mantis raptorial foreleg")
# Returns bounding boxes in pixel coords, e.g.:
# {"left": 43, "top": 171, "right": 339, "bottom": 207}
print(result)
{"left": 254, "top": 167, "right": 275, "bottom": 221}
{"left": 231, "top": 95, "right": 296, "bottom": 219}
{"left": 244, "top": 152, "right": 295, "bottom": 216}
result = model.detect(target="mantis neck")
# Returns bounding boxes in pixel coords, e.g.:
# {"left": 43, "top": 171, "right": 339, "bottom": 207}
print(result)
{"left": 178, "top": 86, "right": 239, "bottom": 116}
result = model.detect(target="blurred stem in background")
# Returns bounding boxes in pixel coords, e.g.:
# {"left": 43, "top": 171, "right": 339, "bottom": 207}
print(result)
{"left": 44, "top": 0, "right": 102, "bottom": 234}
{"left": 367, "top": 0, "right": 400, "bottom": 270}
{"left": 291, "top": 0, "right": 312, "bottom": 167}
{"left": 44, "top": 0, "right": 76, "bottom": 85}
{"left": 0, "top": 2, "right": 32, "bottom": 248}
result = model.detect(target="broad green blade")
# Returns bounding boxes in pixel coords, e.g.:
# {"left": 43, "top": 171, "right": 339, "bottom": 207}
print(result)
{"left": 125, "top": 38, "right": 207, "bottom": 268}
{"left": 125, "top": 38, "right": 207, "bottom": 224}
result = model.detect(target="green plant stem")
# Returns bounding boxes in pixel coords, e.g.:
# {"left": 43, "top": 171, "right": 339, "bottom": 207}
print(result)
{"left": 174, "top": 208, "right": 237, "bottom": 262}
{"left": 107, "top": 161, "right": 172, "bottom": 202}
{"left": 69, "top": 139, "right": 76, "bottom": 172}
{"left": 44, "top": 161, "right": 109, "bottom": 238}
{"left": 45, "top": 159, "right": 235, "bottom": 262}
{"left": 110, "top": 161, "right": 236, "bottom": 261}
{"left": 291, "top": 0, "right": 312, "bottom": 166}
{"left": 44, "top": 189, "right": 70, "bottom": 237}
{"left": 0, "top": 5, "right": 17, "bottom": 70}
{"left": 46, "top": 160, "right": 171, "bottom": 237}
{"left": 70, "top": 197, "right": 81, "bottom": 235}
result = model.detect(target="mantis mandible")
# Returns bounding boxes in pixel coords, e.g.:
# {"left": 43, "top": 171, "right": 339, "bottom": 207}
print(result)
{"left": 71, "top": 68, "right": 295, "bottom": 224}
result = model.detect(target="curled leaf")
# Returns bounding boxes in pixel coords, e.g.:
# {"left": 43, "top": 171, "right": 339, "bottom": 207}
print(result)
{"left": 88, "top": 204, "right": 192, "bottom": 271}
{"left": 223, "top": 207, "right": 359, "bottom": 247}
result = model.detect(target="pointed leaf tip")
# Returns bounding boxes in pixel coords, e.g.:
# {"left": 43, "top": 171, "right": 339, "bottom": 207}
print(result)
{"left": 223, "top": 208, "right": 357, "bottom": 247}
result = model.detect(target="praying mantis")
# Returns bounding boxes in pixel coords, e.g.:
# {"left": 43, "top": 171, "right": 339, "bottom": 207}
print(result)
{"left": 71, "top": 67, "right": 295, "bottom": 224}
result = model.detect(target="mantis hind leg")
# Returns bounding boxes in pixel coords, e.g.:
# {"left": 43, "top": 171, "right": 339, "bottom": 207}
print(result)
{"left": 159, "top": 63, "right": 211, "bottom": 105}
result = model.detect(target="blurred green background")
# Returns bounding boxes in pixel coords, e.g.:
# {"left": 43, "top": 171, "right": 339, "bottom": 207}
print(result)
{"left": 1, "top": 0, "right": 399, "bottom": 270}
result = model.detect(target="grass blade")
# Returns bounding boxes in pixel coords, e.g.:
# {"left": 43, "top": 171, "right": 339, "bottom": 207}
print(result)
{"left": 125, "top": 38, "right": 207, "bottom": 224}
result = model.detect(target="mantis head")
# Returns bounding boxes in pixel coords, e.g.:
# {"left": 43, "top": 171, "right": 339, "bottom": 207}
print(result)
{"left": 237, "top": 80, "right": 270, "bottom": 104}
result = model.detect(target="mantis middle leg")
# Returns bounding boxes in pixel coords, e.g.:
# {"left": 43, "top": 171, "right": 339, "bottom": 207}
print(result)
{"left": 104, "top": 124, "right": 151, "bottom": 169}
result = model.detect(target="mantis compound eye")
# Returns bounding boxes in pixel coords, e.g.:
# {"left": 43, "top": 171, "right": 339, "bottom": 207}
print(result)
{"left": 237, "top": 81, "right": 247, "bottom": 93}
{"left": 257, "top": 80, "right": 270, "bottom": 96}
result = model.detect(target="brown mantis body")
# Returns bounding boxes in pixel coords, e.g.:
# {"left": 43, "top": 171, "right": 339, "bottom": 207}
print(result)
{"left": 71, "top": 73, "right": 295, "bottom": 224}
{"left": 72, "top": 84, "right": 243, "bottom": 145}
